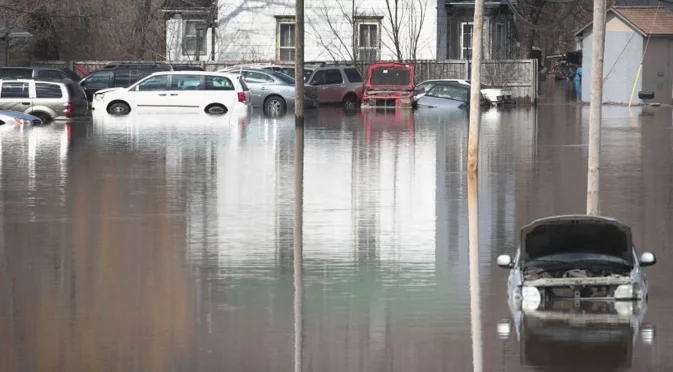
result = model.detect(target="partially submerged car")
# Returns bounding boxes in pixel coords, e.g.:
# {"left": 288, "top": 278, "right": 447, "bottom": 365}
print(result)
{"left": 415, "top": 78, "right": 514, "bottom": 106}
{"left": 361, "top": 62, "right": 415, "bottom": 109}
{"left": 415, "top": 81, "right": 490, "bottom": 110}
{"left": 497, "top": 215, "right": 656, "bottom": 311}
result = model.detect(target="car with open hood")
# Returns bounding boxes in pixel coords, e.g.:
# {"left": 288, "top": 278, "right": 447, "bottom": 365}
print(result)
{"left": 361, "top": 62, "right": 415, "bottom": 109}
{"left": 497, "top": 215, "right": 656, "bottom": 311}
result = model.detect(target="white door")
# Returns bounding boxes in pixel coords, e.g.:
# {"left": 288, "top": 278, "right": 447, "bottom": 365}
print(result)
{"left": 132, "top": 74, "right": 170, "bottom": 109}
{"left": 203, "top": 75, "right": 237, "bottom": 111}
{"left": 167, "top": 74, "right": 204, "bottom": 110}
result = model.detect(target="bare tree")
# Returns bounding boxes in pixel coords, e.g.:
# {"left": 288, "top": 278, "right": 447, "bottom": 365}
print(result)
{"left": 308, "top": 0, "right": 362, "bottom": 62}
{"left": 380, "top": 0, "right": 429, "bottom": 62}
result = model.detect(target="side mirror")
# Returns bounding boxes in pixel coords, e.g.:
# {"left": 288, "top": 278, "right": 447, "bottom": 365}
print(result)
{"left": 497, "top": 254, "right": 513, "bottom": 269}
{"left": 417, "top": 87, "right": 425, "bottom": 93}
{"left": 640, "top": 252, "right": 656, "bottom": 267}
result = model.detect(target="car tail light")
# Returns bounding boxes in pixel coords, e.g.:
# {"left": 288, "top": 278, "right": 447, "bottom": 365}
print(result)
{"left": 65, "top": 102, "right": 73, "bottom": 117}
{"left": 237, "top": 92, "right": 246, "bottom": 103}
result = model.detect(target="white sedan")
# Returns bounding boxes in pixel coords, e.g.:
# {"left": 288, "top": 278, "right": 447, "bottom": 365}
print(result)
{"left": 91, "top": 71, "right": 251, "bottom": 116}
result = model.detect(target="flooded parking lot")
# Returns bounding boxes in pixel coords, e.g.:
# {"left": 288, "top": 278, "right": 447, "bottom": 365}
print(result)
{"left": 1, "top": 100, "right": 672, "bottom": 371}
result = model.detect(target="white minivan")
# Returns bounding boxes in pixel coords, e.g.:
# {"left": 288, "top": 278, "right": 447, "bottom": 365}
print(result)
{"left": 91, "top": 71, "right": 251, "bottom": 116}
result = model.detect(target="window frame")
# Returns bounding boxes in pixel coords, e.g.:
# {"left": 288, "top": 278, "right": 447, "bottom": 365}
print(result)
{"left": 169, "top": 74, "right": 204, "bottom": 90}
{"left": 0, "top": 81, "right": 31, "bottom": 99}
{"left": 461, "top": 22, "right": 474, "bottom": 60}
{"left": 356, "top": 17, "right": 382, "bottom": 61}
{"left": 182, "top": 19, "right": 208, "bottom": 57}
{"left": 494, "top": 23, "right": 507, "bottom": 58}
{"left": 35, "top": 82, "right": 64, "bottom": 99}
{"left": 276, "top": 16, "right": 296, "bottom": 63}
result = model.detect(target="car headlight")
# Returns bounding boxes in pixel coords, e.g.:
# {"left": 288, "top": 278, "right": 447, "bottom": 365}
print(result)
{"left": 521, "top": 286, "right": 542, "bottom": 311}
{"left": 615, "top": 284, "right": 642, "bottom": 300}
{"left": 13, "top": 118, "right": 31, "bottom": 126}
{"left": 94, "top": 93, "right": 105, "bottom": 101}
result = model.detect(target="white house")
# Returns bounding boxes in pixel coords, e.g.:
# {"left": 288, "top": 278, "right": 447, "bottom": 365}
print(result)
{"left": 161, "top": 0, "right": 518, "bottom": 63}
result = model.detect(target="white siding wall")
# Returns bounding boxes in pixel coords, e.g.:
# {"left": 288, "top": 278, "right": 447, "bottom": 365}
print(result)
{"left": 165, "top": 15, "right": 215, "bottom": 61}
{"left": 213, "top": 0, "right": 438, "bottom": 62}
{"left": 580, "top": 14, "right": 643, "bottom": 104}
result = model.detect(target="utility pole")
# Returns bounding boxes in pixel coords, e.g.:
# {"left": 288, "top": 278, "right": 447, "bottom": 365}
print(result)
{"left": 293, "top": 1, "right": 305, "bottom": 372}
{"left": 467, "top": 0, "right": 485, "bottom": 174}
{"left": 295, "top": 0, "right": 305, "bottom": 120}
{"left": 586, "top": 0, "right": 606, "bottom": 216}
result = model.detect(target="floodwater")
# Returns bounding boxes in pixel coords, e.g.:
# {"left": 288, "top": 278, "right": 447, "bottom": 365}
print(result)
{"left": 1, "top": 91, "right": 672, "bottom": 371}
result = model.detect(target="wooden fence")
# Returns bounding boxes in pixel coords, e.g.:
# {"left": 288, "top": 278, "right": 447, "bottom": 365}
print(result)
{"left": 32, "top": 59, "right": 539, "bottom": 103}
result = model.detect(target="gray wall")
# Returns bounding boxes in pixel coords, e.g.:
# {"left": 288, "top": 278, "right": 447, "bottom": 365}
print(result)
{"left": 642, "top": 38, "right": 673, "bottom": 105}
{"left": 582, "top": 29, "right": 643, "bottom": 104}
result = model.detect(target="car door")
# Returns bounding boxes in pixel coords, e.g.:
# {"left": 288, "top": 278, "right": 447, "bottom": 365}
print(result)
{"left": 130, "top": 74, "right": 170, "bottom": 109}
{"left": 80, "top": 71, "right": 113, "bottom": 101}
{"left": 0, "top": 81, "right": 32, "bottom": 113}
{"left": 167, "top": 74, "right": 204, "bottom": 109}
{"left": 323, "top": 68, "right": 346, "bottom": 102}
{"left": 203, "top": 75, "right": 236, "bottom": 110}
{"left": 309, "top": 70, "right": 328, "bottom": 102}
{"left": 241, "top": 71, "right": 274, "bottom": 107}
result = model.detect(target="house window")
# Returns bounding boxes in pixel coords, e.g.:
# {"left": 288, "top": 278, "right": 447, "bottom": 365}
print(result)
{"left": 358, "top": 22, "right": 379, "bottom": 61}
{"left": 461, "top": 22, "right": 473, "bottom": 59}
{"left": 494, "top": 23, "right": 507, "bottom": 58}
{"left": 183, "top": 20, "right": 207, "bottom": 56}
{"left": 277, "top": 22, "right": 296, "bottom": 62}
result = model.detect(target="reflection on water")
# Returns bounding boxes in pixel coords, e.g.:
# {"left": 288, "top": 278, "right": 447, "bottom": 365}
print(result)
{"left": 0, "top": 104, "right": 671, "bottom": 371}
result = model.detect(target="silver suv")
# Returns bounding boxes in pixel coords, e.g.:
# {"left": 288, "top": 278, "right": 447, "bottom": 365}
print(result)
{"left": 0, "top": 79, "right": 89, "bottom": 123}
{"left": 303, "top": 63, "right": 364, "bottom": 110}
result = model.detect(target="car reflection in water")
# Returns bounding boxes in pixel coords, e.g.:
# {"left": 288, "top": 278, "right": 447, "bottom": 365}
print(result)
{"left": 498, "top": 296, "right": 655, "bottom": 371}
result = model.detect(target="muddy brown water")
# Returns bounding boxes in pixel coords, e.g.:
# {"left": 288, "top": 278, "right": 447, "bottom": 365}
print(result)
{"left": 0, "top": 99, "right": 671, "bottom": 371}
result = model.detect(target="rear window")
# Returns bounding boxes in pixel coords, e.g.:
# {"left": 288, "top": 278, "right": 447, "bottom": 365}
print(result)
{"left": 237, "top": 76, "right": 249, "bottom": 91}
{"left": 271, "top": 71, "right": 295, "bottom": 84}
{"left": 0, "top": 68, "right": 32, "bottom": 79}
{"left": 369, "top": 67, "right": 411, "bottom": 86}
{"left": 66, "top": 83, "right": 85, "bottom": 99}
{"left": 36, "top": 70, "right": 66, "bottom": 80}
{"left": 36, "top": 83, "right": 63, "bottom": 98}
{"left": 344, "top": 68, "right": 363, "bottom": 83}
{"left": 204, "top": 76, "right": 234, "bottom": 90}
{"left": 0, "top": 82, "right": 29, "bottom": 98}
{"left": 426, "top": 84, "right": 468, "bottom": 102}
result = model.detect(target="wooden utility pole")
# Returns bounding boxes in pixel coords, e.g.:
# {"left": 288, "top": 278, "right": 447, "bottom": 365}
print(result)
{"left": 586, "top": 0, "right": 606, "bottom": 215}
{"left": 467, "top": 172, "right": 483, "bottom": 372}
{"left": 295, "top": 0, "right": 305, "bottom": 121}
{"left": 467, "top": 0, "right": 485, "bottom": 174}
{"left": 294, "top": 1, "right": 305, "bottom": 372}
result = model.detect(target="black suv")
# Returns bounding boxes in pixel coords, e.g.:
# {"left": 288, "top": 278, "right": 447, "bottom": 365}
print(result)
{"left": 0, "top": 67, "right": 81, "bottom": 81}
{"left": 79, "top": 63, "right": 172, "bottom": 102}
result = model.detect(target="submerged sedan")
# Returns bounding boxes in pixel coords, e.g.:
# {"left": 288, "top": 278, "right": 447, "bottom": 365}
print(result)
{"left": 0, "top": 110, "right": 41, "bottom": 129}
{"left": 415, "top": 82, "right": 490, "bottom": 110}
{"left": 497, "top": 215, "right": 656, "bottom": 311}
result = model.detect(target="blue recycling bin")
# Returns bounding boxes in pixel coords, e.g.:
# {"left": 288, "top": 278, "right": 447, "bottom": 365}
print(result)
{"left": 573, "top": 67, "right": 582, "bottom": 100}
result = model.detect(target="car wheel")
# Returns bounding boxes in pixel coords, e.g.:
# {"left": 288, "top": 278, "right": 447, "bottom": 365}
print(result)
{"left": 31, "top": 111, "right": 51, "bottom": 124}
{"left": 342, "top": 94, "right": 357, "bottom": 111}
{"left": 107, "top": 102, "right": 131, "bottom": 116}
{"left": 264, "top": 96, "right": 286, "bottom": 117}
{"left": 205, "top": 104, "right": 228, "bottom": 115}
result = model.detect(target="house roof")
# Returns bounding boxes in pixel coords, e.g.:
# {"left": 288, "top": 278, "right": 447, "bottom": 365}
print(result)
{"left": 575, "top": 6, "right": 673, "bottom": 37}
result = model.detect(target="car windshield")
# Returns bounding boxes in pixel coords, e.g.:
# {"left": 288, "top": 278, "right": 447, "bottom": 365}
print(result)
{"left": 525, "top": 252, "right": 630, "bottom": 267}
{"left": 369, "top": 67, "right": 411, "bottom": 86}
{"left": 271, "top": 71, "right": 295, "bottom": 84}
{"left": 425, "top": 84, "right": 469, "bottom": 102}
{"left": 303, "top": 69, "right": 314, "bottom": 83}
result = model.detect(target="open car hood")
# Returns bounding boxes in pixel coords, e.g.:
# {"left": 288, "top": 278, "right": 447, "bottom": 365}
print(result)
{"left": 520, "top": 215, "right": 633, "bottom": 264}
{"left": 365, "top": 63, "right": 414, "bottom": 91}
